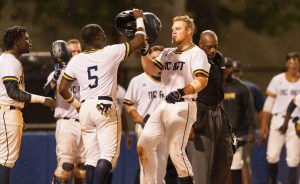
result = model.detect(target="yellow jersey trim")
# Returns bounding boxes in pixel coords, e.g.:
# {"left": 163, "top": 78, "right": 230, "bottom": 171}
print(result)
{"left": 175, "top": 45, "right": 195, "bottom": 54}
{"left": 153, "top": 59, "right": 163, "bottom": 70}
{"left": 265, "top": 91, "right": 276, "bottom": 98}
{"left": 63, "top": 73, "right": 75, "bottom": 81}
{"left": 83, "top": 49, "right": 99, "bottom": 54}
{"left": 3, "top": 76, "right": 18, "bottom": 81}
{"left": 124, "top": 42, "right": 130, "bottom": 60}
{"left": 194, "top": 69, "right": 209, "bottom": 77}
{"left": 123, "top": 99, "right": 134, "bottom": 106}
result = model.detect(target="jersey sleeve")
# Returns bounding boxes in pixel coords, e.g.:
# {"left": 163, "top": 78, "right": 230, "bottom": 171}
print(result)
{"left": 265, "top": 76, "right": 278, "bottom": 97}
{"left": 105, "top": 42, "right": 130, "bottom": 65}
{"left": 0, "top": 59, "right": 20, "bottom": 82}
{"left": 152, "top": 49, "right": 166, "bottom": 71}
{"left": 192, "top": 49, "right": 210, "bottom": 77}
{"left": 123, "top": 78, "right": 137, "bottom": 106}
{"left": 63, "top": 59, "right": 76, "bottom": 82}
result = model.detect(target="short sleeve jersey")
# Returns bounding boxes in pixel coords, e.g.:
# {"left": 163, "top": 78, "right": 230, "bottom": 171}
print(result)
{"left": 153, "top": 45, "right": 210, "bottom": 99}
{"left": 0, "top": 53, "right": 25, "bottom": 108}
{"left": 63, "top": 43, "right": 130, "bottom": 101}
{"left": 266, "top": 73, "right": 300, "bottom": 117}
{"left": 46, "top": 71, "right": 80, "bottom": 119}
{"left": 123, "top": 73, "right": 164, "bottom": 117}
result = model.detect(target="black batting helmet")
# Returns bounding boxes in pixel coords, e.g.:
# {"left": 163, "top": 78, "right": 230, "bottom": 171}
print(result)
{"left": 115, "top": 10, "right": 162, "bottom": 44}
{"left": 50, "top": 40, "right": 72, "bottom": 64}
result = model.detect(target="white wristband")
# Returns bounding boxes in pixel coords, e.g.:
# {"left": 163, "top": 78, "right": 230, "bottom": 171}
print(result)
{"left": 190, "top": 79, "right": 203, "bottom": 93}
{"left": 136, "top": 17, "right": 145, "bottom": 30}
{"left": 135, "top": 31, "right": 147, "bottom": 37}
{"left": 30, "top": 94, "right": 46, "bottom": 103}
{"left": 70, "top": 98, "right": 81, "bottom": 109}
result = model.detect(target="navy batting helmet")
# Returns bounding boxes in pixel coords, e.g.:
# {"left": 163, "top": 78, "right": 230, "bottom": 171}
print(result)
{"left": 115, "top": 10, "right": 162, "bottom": 44}
{"left": 51, "top": 40, "right": 71, "bottom": 64}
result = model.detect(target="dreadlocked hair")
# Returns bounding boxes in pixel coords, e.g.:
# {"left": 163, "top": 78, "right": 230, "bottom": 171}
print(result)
{"left": 3, "top": 26, "right": 28, "bottom": 51}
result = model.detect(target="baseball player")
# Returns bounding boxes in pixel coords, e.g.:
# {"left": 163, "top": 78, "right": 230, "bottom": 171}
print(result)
{"left": 0, "top": 26, "right": 55, "bottom": 184}
{"left": 44, "top": 39, "right": 86, "bottom": 184}
{"left": 58, "top": 9, "right": 146, "bottom": 184}
{"left": 137, "top": 16, "right": 210, "bottom": 184}
{"left": 222, "top": 58, "right": 255, "bottom": 184}
{"left": 123, "top": 45, "right": 167, "bottom": 184}
{"left": 259, "top": 52, "right": 300, "bottom": 184}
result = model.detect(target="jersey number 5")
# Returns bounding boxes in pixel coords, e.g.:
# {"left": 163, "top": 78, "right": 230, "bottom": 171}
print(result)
{"left": 87, "top": 66, "right": 98, "bottom": 88}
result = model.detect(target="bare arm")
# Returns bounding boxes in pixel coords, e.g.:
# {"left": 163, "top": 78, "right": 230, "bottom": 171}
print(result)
{"left": 58, "top": 78, "right": 73, "bottom": 101}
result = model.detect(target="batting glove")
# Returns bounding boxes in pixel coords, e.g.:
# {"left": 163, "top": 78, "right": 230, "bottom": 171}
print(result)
{"left": 140, "top": 41, "right": 149, "bottom": 56}
{"left": 52, "top": 62, "right": 65, "bottom": 82}
{"left": 165, "top": 88, "right": 185, "bottom": 104}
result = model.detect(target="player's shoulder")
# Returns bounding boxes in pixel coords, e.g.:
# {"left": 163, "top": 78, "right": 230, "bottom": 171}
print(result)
{"left": 103, "top": 43, "right": 126, "bottom": 51}
{"left": 0, "top": 52, "right": 19, "bottom": 67}
{"left": 117, "top": 84, "right": 126, "bottom": 93}
{"left": 271, "top": 73, "right": 285, "bottom": 81}
{"left": 131, "top": 72, "right": 147, "bottom": 82}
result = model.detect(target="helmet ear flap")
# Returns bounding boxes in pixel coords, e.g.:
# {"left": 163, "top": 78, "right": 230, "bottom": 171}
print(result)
{"left": 51, "top": 40, "right": 72, "bottom": 64}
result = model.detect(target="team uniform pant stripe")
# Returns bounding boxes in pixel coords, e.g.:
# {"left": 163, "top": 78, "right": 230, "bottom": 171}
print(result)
{"left": 113, "top": 110, "right": 119, "bottom": 161}
{"left": 180, "top": 103, "right": 190, "bottom": 176}
{"left": 3, "top": 112, "right": 10, "bottom": 166}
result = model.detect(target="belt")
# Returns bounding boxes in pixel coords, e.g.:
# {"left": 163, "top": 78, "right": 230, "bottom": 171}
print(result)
{"left": 81, "top": 96, "right": 113, "bottom": 103}
{"left": 197, "top": 102, "right": 221, "bottom": 110}
{"left": 273, "top": 113, "right": 298, "bottom": 120}
{"left": 60, "top": 117, "right": 79, "bottom": 122}
{"left": 177, "top": 98, "right": 196, "bottom": 102}
{"left": 0, "top": 105, "right": 19, "bottom": 110}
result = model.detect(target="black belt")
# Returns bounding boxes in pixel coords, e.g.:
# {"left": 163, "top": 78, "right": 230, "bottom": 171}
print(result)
{"left": 274, "top": 113, "right": 298, "bottom": 120}
{"left": 81, "top": 96, "right": 113, "bottom": 103}
{"left": 197, "top": 102, "right": 221, "bottom": 110}
{"left": 177, "top": 98, "right": 196, "bottom": 102}
{"left": 0, "top": 105, "right": 19, "bottom": 110}
{"left": 61, "top": 117, "right": 79, "bottom": 122}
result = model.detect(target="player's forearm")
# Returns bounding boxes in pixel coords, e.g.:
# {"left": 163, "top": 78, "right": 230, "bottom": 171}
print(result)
{"left": 4, "top": 81, "right": 46, "bottom": 103}
{"left": 183, "top": 77, "right": 208, "bottom": 95}
{"left": 260, "top": 111, "right": 271, "bottom": 128}
{"left": 4, "top": 81, "right": 31, "bottom": 103}
{"left": 128, "top": 109, "right": 143, "bottom": 122}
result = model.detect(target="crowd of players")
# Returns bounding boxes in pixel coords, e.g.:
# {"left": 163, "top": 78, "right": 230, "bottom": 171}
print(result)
{"left": 0, "top": 8, "right": 299, "bottom": 184}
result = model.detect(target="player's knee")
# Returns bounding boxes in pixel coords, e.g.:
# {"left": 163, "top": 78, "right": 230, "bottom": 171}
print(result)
{"left": 73, "top": 163, "right": 86, "bottom": 182}
{"left": 54, "top": 162, "right": 74, "bottom": 181}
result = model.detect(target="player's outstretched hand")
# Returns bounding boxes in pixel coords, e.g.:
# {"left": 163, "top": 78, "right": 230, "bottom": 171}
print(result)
{"left": 277, "top": 124, "right": 288, "bottom": 135}
{"left": 165, "top": 89, "right": 185, "bottom": 104}
{"left": 132, "top": 8, "right": 144, "bottom": 19}
{"left": 258, "top": 126, "right": 269, "bottom": 145}
{"left": 135, "top": 115, "right": 144, "bottom": 124}
{"left": 43, "top": 97, "right": 55, "bottom": 111}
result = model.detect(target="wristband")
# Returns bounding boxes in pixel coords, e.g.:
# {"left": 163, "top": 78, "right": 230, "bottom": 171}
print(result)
{"left": 190, "top": 79, "right": 203, "bottom": 93}
{"left": 30, "top": 94, "right": 46, "bottom": 103}
{"left": 70, "top": 98, "right": 81, "bottom": 109}
{"left": 136, "top": 17, "right": 145, "bottom": 30}
{"left": 135, "top": 31, "right": 147, "bottom": 37}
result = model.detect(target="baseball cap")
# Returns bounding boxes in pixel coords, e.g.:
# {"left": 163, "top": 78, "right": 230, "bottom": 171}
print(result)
{"left": 224, "top": 57, "right": 233, "bottom": 68}
{"left": 232, "top": 60, "right": 242, "bottom": 71}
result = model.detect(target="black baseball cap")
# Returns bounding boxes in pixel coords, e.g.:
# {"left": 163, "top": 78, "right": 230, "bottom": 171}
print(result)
{"left": 232, "top": 60, "right": 242, "bottom": 71}
{"left": 224, "top": 57, "right": 233, "bottom": 68}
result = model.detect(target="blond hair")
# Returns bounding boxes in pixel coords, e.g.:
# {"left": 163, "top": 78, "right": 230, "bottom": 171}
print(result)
{"left": 67, "top": 39, "right": 81, "bottom": 45}
{"left": 173, "top": 15, "right": 195, "bottom": 35}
